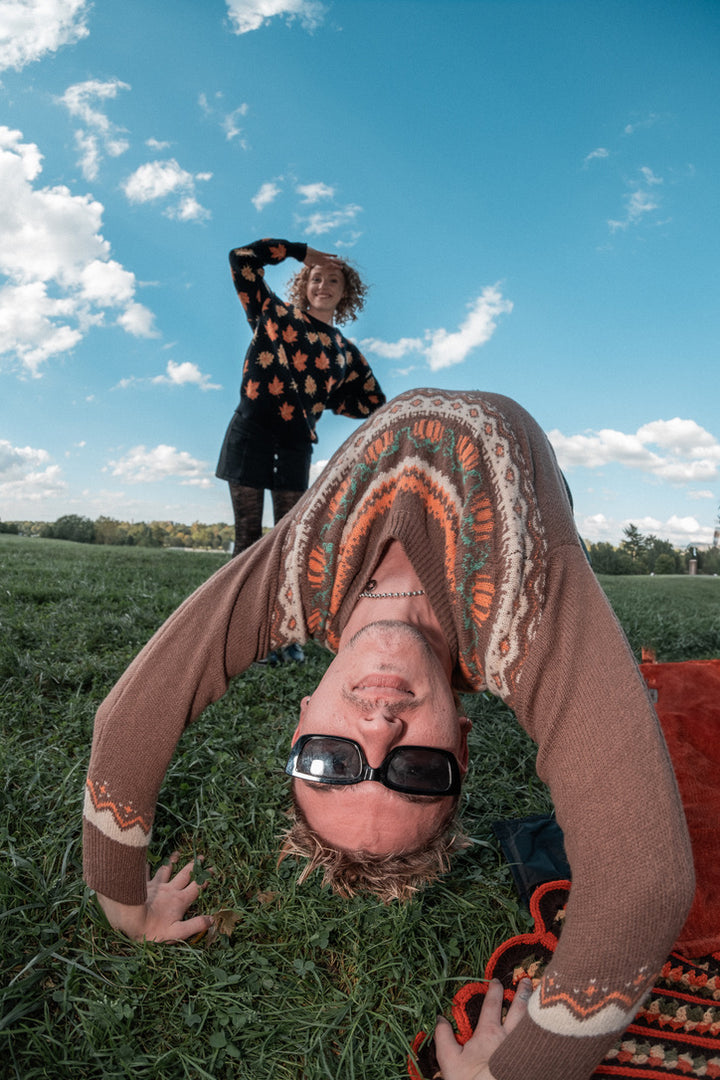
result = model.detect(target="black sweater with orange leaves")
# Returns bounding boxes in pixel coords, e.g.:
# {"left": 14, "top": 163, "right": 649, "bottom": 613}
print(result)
{"left": 217, "top": 239, "right": 384, "bottom": 476}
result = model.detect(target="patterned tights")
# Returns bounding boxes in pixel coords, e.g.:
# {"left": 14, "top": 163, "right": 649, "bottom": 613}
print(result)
{"left": 229, "top": 484, "right": 304, "bottom": 555}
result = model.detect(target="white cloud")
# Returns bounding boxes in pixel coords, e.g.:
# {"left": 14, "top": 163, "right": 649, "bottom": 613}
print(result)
{"left": 151, "top": 359, "right": 221, "bottom": 391}
{"left": 301, "top": 204, "right": 363, "bottom": 236}
{"left": 116, "top": 302, "right": 158, "bottom": 336}
{"left": 359, "top": 336, "right": 424, "bottom": 360}
{"left": 550, "top": 429, "right": 655, "bottom": 471}
{"left": 60, "top": 79, "right": 130, "bottom": 137}
{"left": 664, "top": 514, "right": 706, "bottom": 537}
{"left": 0, "top": 126, "right": 157, "bottom": 375}
{"left": 687, "top": 489, "right": 715, "bottom": 501}
{"left": 640, "top": 166, "right": 662, "bottom": 186}
{"left": 107, "top": 444, "right": 213, "bottom": 487}
{"left": 624, "top": 113, "right": 660, "bottom": 136}
{"left": 335, "top": 231, "right": 362, "bottom": 249}
{"left": 0, "top": 439, "right": 49, "bottom": 477}
{"left": 222, "top": 104, "right": 249, "bottom": 143}
{"left": 297, "top": 182, "right": 334, "bottom": 203}
{"left": 309, "top": 458, "right": 328, "bottom": 484}
{"left": 59, "top": 78, "right": 130, "bottom": 180}
{"left": 636, "top": 417, "right": 715, "bottom": 455}
{"left": 576, "top": 510, "right": 716, "bottom": 548}
{"left": 79, "top": 259, "right": 135, "bottom": 306}
{"left": 360, "top": 287, "right": 513, "bottom": 370}
{"left": 72, "top": 131, "right": 99, "bottom": 182}
{"left": 122, "top": 159, "right": 212, "bottom": 222}
{"left": 0, "top": 439, "right": 66, "bottom": 502}
{"left": 608, "top": 166, "right": 663, "bottom": 232}
{"left": 252, "top": 180, "right": 282, "bottom": 211}
{"left": 225, "top": 0, "right": 326, "bottom": 35}
{"left": 146, "top": 137, "right": 171, "bottom": 151}
{"left": 123, "top": 159, "right": 194, "bottom": 201}
{"left": 425, "top": 286, "right": 513, "bottom": 371}
{"left": 548, "top": 418, "right": 720, "bottom": 484}
{"left": 0, "top": 282, "right": 82, "bottom": 370}
{"left": 623, "top": 514, "right": 715, "bottom": 548}
{"left": 583, "top": 147, "right": 609, "bottom": 166}
{"left": 197, "top": 91, "right": 249, "bottom": 146}
{"left": 0, "top": 0, "right": 90, "bottom": 72}
{"left": 170, "top": 195, "right": 211, "bottom": 223}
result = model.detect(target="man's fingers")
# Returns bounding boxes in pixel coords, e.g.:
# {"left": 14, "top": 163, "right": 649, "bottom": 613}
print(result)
{"left": 148, "top": 914, "right": 214, "bottom": 944}
{"left": 473, "top": 978, "right": 505, "bottom": 1036}
{"left": 503, "top": 979, "right": 533, "bottom": 1033}
{"left": 153, "top": 851, "right": 180, "bottom": 884}
{"left": 433, "top": 1015, "right": 461, "bottom": 1067}
{"left": 431, "top": 980, "right": 531, "bottom": 1078}
{"left": 168, "top": 858, "right": 198, "bottom": 889}
{"left": 171, "top": 914, "right": 214, "bottom": 941}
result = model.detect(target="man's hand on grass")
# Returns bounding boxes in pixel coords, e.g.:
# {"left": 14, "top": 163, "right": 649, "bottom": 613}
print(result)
{"left": 97, "top": 852, "right": 213, "bottom": 942}
{"left": 434, "top": 978, "right": 533, "bottom": 1080}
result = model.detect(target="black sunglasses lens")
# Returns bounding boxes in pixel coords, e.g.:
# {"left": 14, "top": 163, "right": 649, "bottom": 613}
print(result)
{"left": 297, "top": 737, "right": 363, "bottom": 781}
{"left": 386, "top": 748, "right": 453, "bottom": 792}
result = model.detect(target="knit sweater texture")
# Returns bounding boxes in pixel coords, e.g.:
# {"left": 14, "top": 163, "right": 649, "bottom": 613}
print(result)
{"left": 216, "top": 239, "right": 384, "bottom": 472}
{"left": 84, "top": 389, "right": 693, "bottom": 1080}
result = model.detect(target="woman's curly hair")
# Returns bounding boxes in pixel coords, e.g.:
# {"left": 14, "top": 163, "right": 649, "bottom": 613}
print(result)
{"left": 287, "top": 259, "right": 368, "bottom": 326}
{"left": 278, "top": 789, "right": 470, "bottom": 903}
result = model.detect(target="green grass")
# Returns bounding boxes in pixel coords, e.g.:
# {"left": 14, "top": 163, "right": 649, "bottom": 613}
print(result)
{"left": 1, "top": 535, "right": 718, "bottom": 1079}
{"left": 597, "top": 573, "right": 720, "bottom": 661}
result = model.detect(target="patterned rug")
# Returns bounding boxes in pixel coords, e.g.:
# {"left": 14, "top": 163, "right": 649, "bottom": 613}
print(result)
{"left": 409, "top": 880, "right": 720, "bottom": 1079}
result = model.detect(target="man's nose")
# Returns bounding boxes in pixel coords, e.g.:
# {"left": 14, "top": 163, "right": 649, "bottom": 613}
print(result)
{"left": 351, "top": 707, "right": 404, "bottom": 765}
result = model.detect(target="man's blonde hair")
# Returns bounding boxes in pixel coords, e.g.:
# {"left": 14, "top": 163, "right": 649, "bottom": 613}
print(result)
{"left": 278, "top": 795, "right": 469, "bottom": 903}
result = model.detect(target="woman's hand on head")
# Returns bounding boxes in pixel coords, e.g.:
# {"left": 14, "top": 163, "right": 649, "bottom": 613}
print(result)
{"left": 96, "top": 852, "right": 214, "bottom": 942}
{"left": 303, "top": 246, "right": 340, "bottom": 269}
{"left": 433, "top": 978, "right": 533, "bottom": 1080}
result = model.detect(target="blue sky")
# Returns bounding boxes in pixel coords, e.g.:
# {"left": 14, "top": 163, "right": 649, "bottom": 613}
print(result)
{"left": 1, "top": 0, "right": 718, "bottom": 546}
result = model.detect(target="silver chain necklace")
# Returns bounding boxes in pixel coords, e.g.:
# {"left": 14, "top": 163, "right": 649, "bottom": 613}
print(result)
{"left": 358, "top": 578, "right": 425, "bottom": 599}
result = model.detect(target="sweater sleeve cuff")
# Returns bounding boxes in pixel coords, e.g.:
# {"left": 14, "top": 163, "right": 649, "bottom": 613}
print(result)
{"left": 489, "top": 1013, "right": 623, "bottom": 1080}
{"left": 287, "top": 241, "right": 307, "bottom": 263}
{"left": 83, "top": 819, "right": 149, "bottom": 906}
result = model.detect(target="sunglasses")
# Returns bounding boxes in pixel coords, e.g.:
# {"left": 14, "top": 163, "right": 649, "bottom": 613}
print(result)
{"left": 285, "top": 734, "right": 462, "bottom": 797}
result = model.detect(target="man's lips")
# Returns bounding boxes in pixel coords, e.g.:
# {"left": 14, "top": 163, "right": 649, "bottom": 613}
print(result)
{"left": 353, "top": 674, "right": 414, "bottom": 697}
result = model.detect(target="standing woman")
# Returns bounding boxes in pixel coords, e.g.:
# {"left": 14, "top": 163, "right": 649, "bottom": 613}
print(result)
{"left": 216, "top": 239, "right": 385, "bottom": 558}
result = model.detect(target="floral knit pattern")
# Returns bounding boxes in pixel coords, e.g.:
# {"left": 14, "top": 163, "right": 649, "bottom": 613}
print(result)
{"left": 272, "top": 390, "right": 548, "bottom": 699}
{"left": 229, "top": 240, "right": 384, "bottom": 443}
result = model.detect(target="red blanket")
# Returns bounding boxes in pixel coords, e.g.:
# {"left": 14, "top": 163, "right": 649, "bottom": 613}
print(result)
{"left": 640, "top": 657, "right": 720, "bottom": 957}
{"left": 409, "top": 880, "right": 720, "bottom": 1079}
{"left": 410, "top": 657, "right": 720, "bottom": 1078}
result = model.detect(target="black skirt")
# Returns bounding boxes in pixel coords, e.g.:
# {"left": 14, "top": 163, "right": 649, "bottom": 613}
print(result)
{"left": 215, "top": 411, "right": 312, "bottom": 491}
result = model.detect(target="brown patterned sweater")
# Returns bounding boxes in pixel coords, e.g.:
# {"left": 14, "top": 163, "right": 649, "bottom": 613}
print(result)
{"left": 83, "top": 389, "right": 693, "bottom": 1080}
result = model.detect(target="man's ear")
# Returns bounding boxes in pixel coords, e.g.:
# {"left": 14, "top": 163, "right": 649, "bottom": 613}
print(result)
{"left": 291, "top": 695, "right": 312, "bottom": 743}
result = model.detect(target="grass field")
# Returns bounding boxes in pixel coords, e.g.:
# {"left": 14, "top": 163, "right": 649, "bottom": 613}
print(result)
{"left": 2, "top": 534, "right": 719, "bottom": 1080}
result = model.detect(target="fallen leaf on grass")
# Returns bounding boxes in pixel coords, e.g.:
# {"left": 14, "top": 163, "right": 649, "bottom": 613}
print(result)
{"left": 207, "top": 908, "right": 242, "bottom": 944}
{"left": 189, "top": 908, "right": 242, "bottom": 946}
{"left": 255, "top": 890, "right": 279, "bottom": 906}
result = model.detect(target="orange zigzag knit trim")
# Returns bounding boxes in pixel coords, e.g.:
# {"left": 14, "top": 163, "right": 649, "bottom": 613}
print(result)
{"left": 85, "top": 778, "right": 151, "bottom": 834}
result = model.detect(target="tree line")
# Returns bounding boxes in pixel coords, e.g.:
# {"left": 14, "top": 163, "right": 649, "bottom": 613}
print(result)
{"left": 2, "top": 516, "right": 718, "bottom": 572}
{"left": 0, "top": 515, "right": 233, "bottom": 551}
{"left": 586, "top": 523, "right": 720, "bottom": 576}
